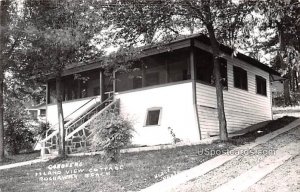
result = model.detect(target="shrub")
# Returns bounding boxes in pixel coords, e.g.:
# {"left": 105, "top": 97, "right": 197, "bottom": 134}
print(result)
{"left": 5, "top": 126, "right": 35, "bottom": 155}
{"left": 36, "top": 122, "right": 50, "bottom": 138}
{"left": 168, "top": 127, "right": 181, "bottom": 144}
{"left": 4, "top": 110, "right": 35, "bottom": 155}
{"left": 4, "top": 97, "right": 35, "bottom": 155}
{"left": 89, "top": 110, "right": 134, "bottom": 162}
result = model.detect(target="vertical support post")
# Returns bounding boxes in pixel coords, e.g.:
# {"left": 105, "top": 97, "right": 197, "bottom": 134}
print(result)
{"left": 45, "top": 83, "right": 48, "bottom": 124}
{"left": 99, "top": 69, "right": 105, "bottom": 102}
{"left": 269, "top": 75, "right": 274, "bottom": 120}
{"left": 41, "top": 141, "right": 45, "bottom": 159}
{"left": 190, "top": 40, "right": 197, "bottom": 81}
{"left": 113, "top": 70, "right": 116, "bottom": 93}
{"left": 190, "top": 39, "right": 202, "bottom": 140}
{"left": 165, "top": 57, "right": 169, "bottom": 83}
{"left": 142, "top": 63, "right": 145, "bottom": 87}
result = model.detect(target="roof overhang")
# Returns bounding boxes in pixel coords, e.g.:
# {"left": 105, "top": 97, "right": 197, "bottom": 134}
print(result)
{"left": 50, "top": 33, "right": 280, "bottom": 79}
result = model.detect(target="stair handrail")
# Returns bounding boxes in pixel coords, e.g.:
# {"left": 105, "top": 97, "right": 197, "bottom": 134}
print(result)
{"left": 64, "top": 96, "right": 100, "bottom": 121}
{"left": 40, "top": 129, "right": 59, "bottom": 143}
{"left": 65, "top": 94, "right": 114, "bottom": 131}
{"left": 40, "top": 96, "right": 100, "bottom": 158}
{"left": 39, "top": 95, "right": 113, "bottom": 143}
{"left": 42, "top": 96, "right": 100, "bottom": 137}
{"left": 66, "top": 98, "right": 119, "bottom": 140}
{"left": 40, "top": 95, "right": 115, "bottom": 158}
{"left": 64, "top": 97, "right": 102, "bottom": 127}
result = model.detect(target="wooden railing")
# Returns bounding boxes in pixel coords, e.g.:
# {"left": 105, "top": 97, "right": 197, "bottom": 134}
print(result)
{"left": 40, "top": 95, "right": 117, "bottom": 157}
{"left": 65, "top": 95, "right": 114, "bottom": 136}
{"left": 40, "top": 96, "right": 101, "bottom": 157}
{"left": 65, "top": 98, "right": 119, "bottom": 153}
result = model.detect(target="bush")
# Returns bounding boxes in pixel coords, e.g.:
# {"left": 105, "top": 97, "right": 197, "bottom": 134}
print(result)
{"left": 89, "top": 110, "right": 134, "bottom": 162}
{"left": 4, "top": 98, "right": 35, "bottom": 155}
{"left": 4, "top": 109, "right": 35, "bottom": 155}
{"left": 35, "top": 122, "right": 50, "bottom": 138}
{"left": 5, "top": 126, "right": 35, "bottom": 155}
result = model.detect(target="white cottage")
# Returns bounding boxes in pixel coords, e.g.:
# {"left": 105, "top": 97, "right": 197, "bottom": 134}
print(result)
{"left": 41, "top": 34, "right": 279, "bottom": 155}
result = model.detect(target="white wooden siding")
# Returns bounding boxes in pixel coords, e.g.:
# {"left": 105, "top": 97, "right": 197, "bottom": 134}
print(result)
{"left": 196, "top": 56, "right": 272, "bottom": 137}
{"left": 116, "top": 82, "right": 200, "bottom": 146}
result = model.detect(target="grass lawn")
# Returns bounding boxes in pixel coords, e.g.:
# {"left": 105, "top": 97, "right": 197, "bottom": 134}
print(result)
{"left": 0, "top": 142, "right": 234, "bottom": 192}
{"left": 231, "top": 116, "right": 297, "bottom": 144}
{"left": 0, "top": 151, "right": 40, "bottom": 166}
{"left": 0, "top": 116, "right": 297, "bottom": 192}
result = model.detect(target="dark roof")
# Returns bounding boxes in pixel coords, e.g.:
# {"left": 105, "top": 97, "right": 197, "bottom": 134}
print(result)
{"left": 61, "top": 33, "right": 280, "bottom": 76}
{"left": 192, "top": 34, "right": 280, "bottom": 76}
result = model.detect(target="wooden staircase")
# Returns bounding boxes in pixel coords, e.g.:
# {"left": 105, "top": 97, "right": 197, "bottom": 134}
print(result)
{"left": 40, "top": 94, "right": 119, "bottom": 158}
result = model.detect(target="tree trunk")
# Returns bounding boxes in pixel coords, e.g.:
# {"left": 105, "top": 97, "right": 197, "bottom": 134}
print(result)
{"left": 56, "top": 75, "right": 65, "bottom": 157}
{"left": 284, "top": 79, "right": 291, "bottom": 106}
{"left": 278, "top": 22, "right": 291, "bottom": 106}
{"left": 0, "top": 77, "right": 4, "bottom": 161}
{"left": 295, "top": 70, "right": 298, "bottom": 90}
{"left": 0, "top": 0, "right": 10, "bottom": 162}
{"left": 206, "top": 23, "right": 228, "bottom": 141}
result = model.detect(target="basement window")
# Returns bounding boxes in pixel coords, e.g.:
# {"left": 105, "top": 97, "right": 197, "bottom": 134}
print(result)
{"left": 256, "top": 75, "right": 267, "bottom": 96}
{"left": 233, "top": 66, "right": 248, "bottom": 90}
{"left": 145, "top": 108, "right": 162, "bottom": 126}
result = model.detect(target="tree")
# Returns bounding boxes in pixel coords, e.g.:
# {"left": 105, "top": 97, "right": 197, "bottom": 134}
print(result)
{"left": 252, "top": 0, "right": 300, "bottom": 105}
{"left": 97, "top": 0, "right": 254, "bottom": 141}
{"left": 0, "top": 0, "right": 9, "bottom": 162}
{"left": 0, "top": 0, "right": 23, "bottom": 161}
{"left": 23, "top": 0, "right": 104, "bottom": 157}
{"left": 4, "top": 83, "right": 35, "bottom": 155}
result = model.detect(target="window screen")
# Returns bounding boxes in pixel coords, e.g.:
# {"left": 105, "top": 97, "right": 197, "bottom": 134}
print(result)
{"left": 256, "top": 75, "right": 267, "bottom": 96}
{"left": 146, "top": 109, "right": 161, "bottom": 126}
{"left": 195, "top": 49, "right": 227, "bottom": 88}
{"left": 233, "top": 66, "right": 248, "bottom": 90}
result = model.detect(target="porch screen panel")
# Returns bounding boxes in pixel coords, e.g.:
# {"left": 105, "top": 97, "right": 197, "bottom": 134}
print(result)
{"left": 167, "top": 48, "right": 190, "bottom": 83}
{"left": 48, "top": 80, "right": 56, "bottom": 104}
{"left": 115, "top": 48, "right": 191, "bottom": 92}
{"left": 195, "top": 48, "right": 227, "bottom": 88}
{"left": 143, "top": 54, "right": 167, "bottom": 87}
{"left": 116, "top": 63, "right": 143, "bottom": 92}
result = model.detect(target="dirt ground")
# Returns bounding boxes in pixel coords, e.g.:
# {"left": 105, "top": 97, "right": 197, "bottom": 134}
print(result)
{"left": 171, "top": 126, "right": 300, "bottom": 192}
{"left": 245, "top": 127, "right": 300, "bottom": 192}
{"left": 246, "top": 154, "right": 300, "bottom": 192}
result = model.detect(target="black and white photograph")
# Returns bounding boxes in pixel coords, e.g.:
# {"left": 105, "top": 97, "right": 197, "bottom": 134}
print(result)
{"left": 0, "top": 0, "right": 299, "bottom": 191}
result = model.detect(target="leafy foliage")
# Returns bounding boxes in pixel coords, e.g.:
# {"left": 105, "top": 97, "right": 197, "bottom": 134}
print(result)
{"left": 89, "top": 110, "right": 133, "bottom": 162}
{"left": 21, "top": 0, "right": 107, "bottom": 156}
{"left": 168, "top": 127, "right": 181, "bottom": 144}
{"left": 4, "top": 97, "right": 34, "bottom": 155}
{"left": 35, "top": 122, "right": 50, "bottom": 138}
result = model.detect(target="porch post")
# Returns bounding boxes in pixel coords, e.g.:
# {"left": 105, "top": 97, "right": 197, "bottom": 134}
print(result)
{"left": 113, "top": 70, "right": 116, "bottom": 93}
{"left": 99, "top": 69, "right": 105, "bottom": 102}
{"left": 190, "top": 41, "right": 196, "bottom": 80}
{"left": 45, "top": 83, "right": 48, "bottom": 124}
{"left": 190, "top": 39, "right": 202, "bottom": 140}
{"left": 142, "top": 63, "right": 145, "bottom": 87}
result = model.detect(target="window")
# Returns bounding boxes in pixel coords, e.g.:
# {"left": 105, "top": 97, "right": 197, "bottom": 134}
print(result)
{"left": 256, "top": 75, "right": 267, "bottom": 96}
{"left": 233, "top": 66, "right": 248, "bottom": 90}
{"left": 115, "top": 48, "right": 190, "bottom": 92}
{"left": 115, "top": 63, "right": 143, "bottom": 92}
{"left": 196, "top": 49, "right": 227, "bottom": 88}
{"left": 145, "top": 72, "right": 160, "bottom": 87}
{"left": 29, "top": 110, "right": 38, "bottom": 120}
{"left": 40, "top": 109, "right": 46, "bottom": 117}
{"left": 167, "top": 49, "right": 190, "bottom": 82}
{"left": 93, "top": 86, "right": 100, "bottom": 96}
{"left": 145, "top": 108, "right": 162, "bottom": 126}
{"left": 132, "top": 76, "right": 142, "bottom": 89}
